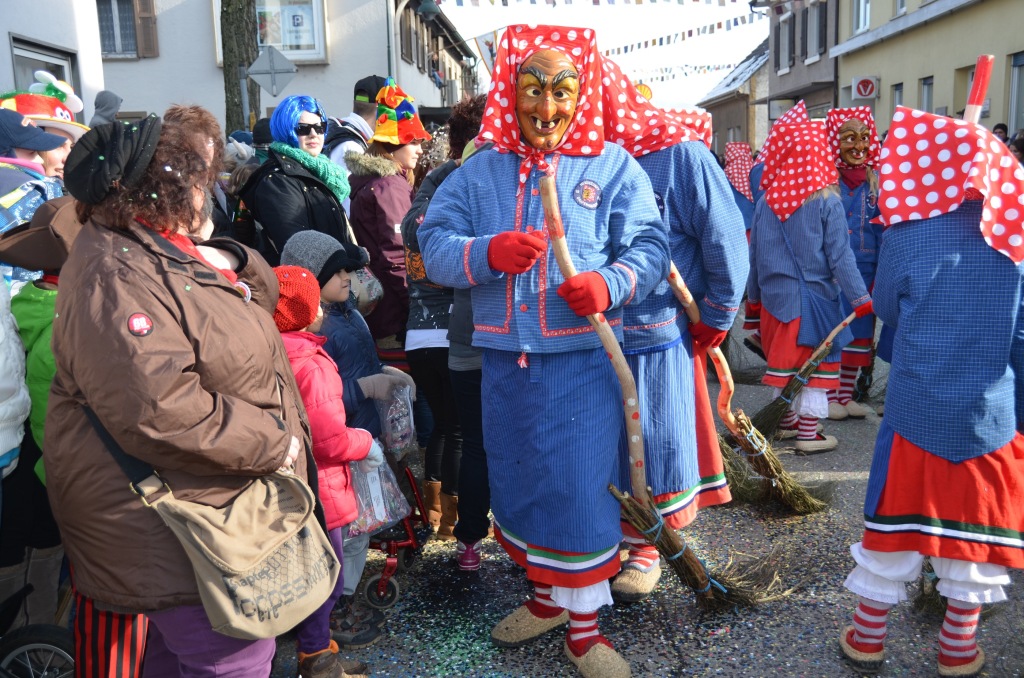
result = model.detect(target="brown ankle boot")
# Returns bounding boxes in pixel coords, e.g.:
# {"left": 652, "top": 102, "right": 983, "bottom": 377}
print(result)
{"left": 437, "top": 493, "right": 458, "bottom": 541}
{"left": 423, "top": 480, "right": 442, "bottom": 532}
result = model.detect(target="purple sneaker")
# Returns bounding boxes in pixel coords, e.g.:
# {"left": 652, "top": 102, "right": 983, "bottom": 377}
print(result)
{"left": 456, "top": 540, "right": 481, "bottom": 571}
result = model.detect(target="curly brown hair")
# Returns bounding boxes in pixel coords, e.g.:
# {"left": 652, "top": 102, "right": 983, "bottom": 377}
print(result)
{"left": 447, "top": 94, "right": 486, "bottom": 160}
{"left": 164, "top": 104, "right": 225, "bottom": 187}
{"left": 76, "top": 110, "right": 218, "bottom": 234}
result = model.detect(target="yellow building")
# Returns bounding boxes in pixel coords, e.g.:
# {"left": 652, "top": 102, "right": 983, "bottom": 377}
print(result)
{"left": 832, "top": 0, "right": 1024, "bottom": 135}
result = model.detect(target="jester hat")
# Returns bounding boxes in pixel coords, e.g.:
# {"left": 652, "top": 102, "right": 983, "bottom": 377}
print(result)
{"left": 0, "top": 71, "right": 88, "bottom": 141}
{"left": 371, "top": 77, "right": 431, "bottom": 146}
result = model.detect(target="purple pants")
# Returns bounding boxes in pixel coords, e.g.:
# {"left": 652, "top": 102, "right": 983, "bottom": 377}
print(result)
{"left": 294, "top": 526, "right": 346, "bottom": 654}
{"left": 141, "top": 605, "right": 275, "bottom": 678}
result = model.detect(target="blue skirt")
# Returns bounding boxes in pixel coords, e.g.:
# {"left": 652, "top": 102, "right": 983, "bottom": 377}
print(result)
{"left": 482, "top": 348, "right": 624, "bottom": 554}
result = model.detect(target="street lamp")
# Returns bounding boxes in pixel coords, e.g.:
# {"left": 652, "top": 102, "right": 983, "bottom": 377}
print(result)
{"left": 416, "top": 0, "right": 442, "bottom": 22}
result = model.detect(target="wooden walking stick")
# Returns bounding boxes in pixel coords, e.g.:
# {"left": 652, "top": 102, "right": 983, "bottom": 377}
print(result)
{"left": 540, "top": 176, "right": 791, "bottom": 609}
{"left": 667, "top": 264, "right": 831, "bottom": 514}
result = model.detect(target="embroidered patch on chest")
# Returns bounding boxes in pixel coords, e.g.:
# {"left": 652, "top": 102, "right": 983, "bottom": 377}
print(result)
{"left": 127, "top": 313, "right": 154, "bottom": 337}
{"left": 573, "top": 180, "right": 602, "bottom": 209}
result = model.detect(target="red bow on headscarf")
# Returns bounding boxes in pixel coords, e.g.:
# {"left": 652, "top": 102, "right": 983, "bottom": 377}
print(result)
{"left": 758, "top": 121, "right": 838, "bottom": 223}
{"left": 876, "top": 106, "right": 1024, "bottom": 264}
{"left": 825, "top": 106, "right": 881, "bottom": 169}
{"left": 724, "top": 142, "right": 755, "bottom": 201}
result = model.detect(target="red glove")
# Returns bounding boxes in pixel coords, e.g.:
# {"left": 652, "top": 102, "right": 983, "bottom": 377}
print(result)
{"left": 557, "top": 271, "right": 611, "bottom": 317}
{"left": 854, "top": 300, "right": 874, "bottom": 318}
{"left": 487, "top": 231, "right": 546, "bottom": 274}
{"left": 690, "top": 321, "right": 728, "bottom": 349}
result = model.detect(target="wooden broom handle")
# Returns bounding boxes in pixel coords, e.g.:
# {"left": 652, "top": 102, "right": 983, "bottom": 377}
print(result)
{"left": 666, "top": 263, "right": 742, "bottom": 437}
{"left": 538, "top": 176, "right": 652, "bottom": 504}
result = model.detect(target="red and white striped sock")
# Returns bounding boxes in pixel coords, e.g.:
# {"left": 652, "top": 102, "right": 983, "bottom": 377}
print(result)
{"left": 838, "top": 366, "right": 859, "bottom": 405}
{"left": 525, "top": 582, "right": 564, "bottom": 619}
{"left": 849, "top": 597, "right": 892, "bottom": 653}
{"left": 565, "top": 610, "right": 612, "bottom": 657}
{"left": 621, "top": 524, "right": 660, "bottom": 571}
{"left": 780, "top": 409, "right": 799, "bottom": 430}
{"left": 827, "top": 389, "right": 840, "bottom": 404}
{"left": 797, "top": 416, "right": 820, "bottom": 441}
{"left": 938, "top": 601, "right": 981, "bottom": 667}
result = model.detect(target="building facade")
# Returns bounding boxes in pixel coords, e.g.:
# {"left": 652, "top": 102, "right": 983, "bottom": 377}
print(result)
{"left": 2, "top": 0, "right": 105, "bottom": 123}
{"left": 699, "top": 39, "right": 770, "bottom": 156}
{"left": 763, "top": 0, "right": 837, "bottom": 119}
{"left": 99, "top": 0, "right": 477, "bottom": 127}
{"left": 832, "top": 0, "right": 1024, "bottom": 134}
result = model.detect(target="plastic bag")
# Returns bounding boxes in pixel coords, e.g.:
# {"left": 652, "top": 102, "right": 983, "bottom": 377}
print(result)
{"left": 347, "top": 453, "right": 412, "bottom": 537}
{"left": 375, "top": 384, "right": 417, "bottom": 461}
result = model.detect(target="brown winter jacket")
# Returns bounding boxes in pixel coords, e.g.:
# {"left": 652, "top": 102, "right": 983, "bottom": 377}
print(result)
{"left": 46, "top": 219, "right": 313, "bottom": 613}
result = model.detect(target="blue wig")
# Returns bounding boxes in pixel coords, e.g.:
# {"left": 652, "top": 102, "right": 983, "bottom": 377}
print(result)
{"left": 270, "top": 95, "right": 327, "bottom": 148}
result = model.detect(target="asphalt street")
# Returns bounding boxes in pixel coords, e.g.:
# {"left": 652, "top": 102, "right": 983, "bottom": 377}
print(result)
{"left": 272, "top": 337, "right": 1024, "bottom": 677}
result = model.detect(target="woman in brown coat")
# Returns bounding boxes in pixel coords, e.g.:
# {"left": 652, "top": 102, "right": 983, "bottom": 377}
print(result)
{"left": 47, "top": 110, "right": 319, "bottom": 677}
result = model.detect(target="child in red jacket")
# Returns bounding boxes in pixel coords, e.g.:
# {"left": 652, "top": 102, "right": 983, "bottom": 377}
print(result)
{"left": 274, "top": 265, "right": 383, "bottom": 678}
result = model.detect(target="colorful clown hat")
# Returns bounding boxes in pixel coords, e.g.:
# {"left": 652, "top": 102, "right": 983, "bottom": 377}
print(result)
{"left": 0, "top": 71, "right": 89, "bottom": 141}
{"left": 371, "top": 77, "right": 431, "bottom": 146}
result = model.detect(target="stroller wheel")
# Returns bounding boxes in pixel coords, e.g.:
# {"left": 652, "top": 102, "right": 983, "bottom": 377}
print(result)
{"left": 395, "top": 547, "right": 417, "bottom": 572}
{"left": 363, "top": 574, "right": 401, "bottom": 609}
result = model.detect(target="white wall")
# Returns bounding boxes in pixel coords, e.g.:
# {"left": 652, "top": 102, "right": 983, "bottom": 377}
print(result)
{"left": 102, "top": 0, "right": 454, "bottom": 130}
{"left": 1, "top": 0, "right": 105, "bottom": 123}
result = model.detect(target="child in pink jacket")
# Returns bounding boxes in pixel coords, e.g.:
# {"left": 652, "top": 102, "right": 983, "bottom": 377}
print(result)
{"left": 274, "top": 265, "right": 383, "bottom": 678}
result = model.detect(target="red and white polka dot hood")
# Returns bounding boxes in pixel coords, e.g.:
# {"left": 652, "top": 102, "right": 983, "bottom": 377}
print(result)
{"left": 757, "top": 120, "right": 838, "bottom": 223}
{"left": 724, "top": 142, "right": 755, "bottom": 201}
{"left": 755, "top": 100, "right": 808, "bottom": 164}
{"left": 877, "top": 106, "right": 1024, "bottom": 264}
{"left": 826, "top": 106, "right": 880, "bottom": 169}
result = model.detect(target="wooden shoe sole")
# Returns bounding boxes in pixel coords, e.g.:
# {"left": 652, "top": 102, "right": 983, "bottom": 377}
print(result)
{"left": 838, "top": 626, "right": 884, "bottom": 674}
{"left": 563, "top": 641, "right": 632, "bottom": 678}
{"left": 938, "top": 647, "right": 985, "bottom": 677}
{"left": 610, "top": 565, "right": 661, "bottom": 603}
{"left": 491, "top": 605, "right": 568, "bottom": 648}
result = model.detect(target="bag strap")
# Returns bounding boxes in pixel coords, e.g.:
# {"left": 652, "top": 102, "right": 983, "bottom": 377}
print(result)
{"left": 81, "top": 405, "right": 169, "bottom": 503}
{"left": 777, "top": 219, "right": 810, "bottom": 288}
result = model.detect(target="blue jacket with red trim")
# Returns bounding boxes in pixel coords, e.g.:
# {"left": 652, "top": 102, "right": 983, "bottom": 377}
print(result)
{"left": 418, "top": 145, "right": 669, "bottom": 354}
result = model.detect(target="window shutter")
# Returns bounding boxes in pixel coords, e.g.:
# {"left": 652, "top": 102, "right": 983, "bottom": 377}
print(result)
{"left": 818, "top": 3, "right": 827, "bottom": 54}
{"left": 774, "top": 28, "right": 780, "bottom": 70}
{"left": 133, "top": 0, "right": 158, "bottom": 58}
{"left": 788, "top": 18, "right": 795, "bottom": 67}
{"left": 800, "top": 9, "right": 808, "bottom": 59}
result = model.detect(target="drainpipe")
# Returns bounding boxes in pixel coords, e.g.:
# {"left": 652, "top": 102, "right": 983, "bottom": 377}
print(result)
{"left": 832, "top": 0, "right": 839, "bottom": 107}
{"left": 385, "top": 0, "right": 394, "bottom": 76}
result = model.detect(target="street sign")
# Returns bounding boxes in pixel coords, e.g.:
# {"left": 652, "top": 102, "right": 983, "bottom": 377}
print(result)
{"left": 852, "top": 76, "right": 879, "bottom": 100}
{"left": 248, "top": 46, "right": 297, "bottom": 98}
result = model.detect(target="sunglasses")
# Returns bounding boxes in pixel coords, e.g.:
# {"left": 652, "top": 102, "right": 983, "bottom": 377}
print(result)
{"left": 295, "top": 122, "right": 326, "bottom": 137}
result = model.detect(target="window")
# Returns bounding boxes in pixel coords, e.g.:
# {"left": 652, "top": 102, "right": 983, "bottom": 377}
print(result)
{"left": 400, "top": 7, "right": 414, "bottom": 63}
{"left": 777, "top": 13, "right": 794, "bottom": 73}
{"left": 892, "top": 82, "right": 903, "bottom": 116}
{"left": 97, "top": 0, "right": 158, "bottom": 58}
{"left": 920, "top": 76, "right": 934, "bottom": 113}
{"left": 212, "top": 0, "right": 326, "bottom": 63}
{"left": 854, "top": 0, "right": 870, "bottom": 33}
{"left": 801, "top": 2, "right": 826, "bottom": 62}
{"left": 1010, "top": 52, "right": 1024, "bottom": 139}
{"left": 12, "top": 41, "right": 75, "bottom": 93}
{"left": 895, "top": 0, "right": 906, "bottom": 15}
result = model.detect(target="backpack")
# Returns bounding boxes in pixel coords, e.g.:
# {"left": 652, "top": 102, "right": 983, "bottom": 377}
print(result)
{"left": 323, "top": 118, "right": 368, "bottom": 159}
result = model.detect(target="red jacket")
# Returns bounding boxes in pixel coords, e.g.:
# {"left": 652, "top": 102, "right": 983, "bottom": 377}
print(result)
{"left": 281, "top": 331, "right": 372, "bottom": 529}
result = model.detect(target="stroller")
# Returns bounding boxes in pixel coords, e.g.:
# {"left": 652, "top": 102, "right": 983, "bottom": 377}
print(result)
{"left": 361, "top": 466, "right": 433, "bottom": 609}
{"left": 0, "top": 583, "right": 74, "bottom": 678}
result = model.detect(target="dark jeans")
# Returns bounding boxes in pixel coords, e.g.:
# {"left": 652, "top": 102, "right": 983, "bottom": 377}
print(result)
{"left": 294, "top": 526, "right": 345, "bottom": 654}
{"left": 407, "top": 347, "right": 462, "bottom": 494}
{"left": 449, "top": 368, "right": 491, "bottom": 545}
{"left": 0, "top": 432, "right": 61, "bottom": 565}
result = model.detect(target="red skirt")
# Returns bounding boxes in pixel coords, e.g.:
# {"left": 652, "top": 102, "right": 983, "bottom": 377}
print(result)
{"left": 862, "top": 431, "right": 1024, "bottom": 569}
{"left": 760, "top": 310, "right": 839, "bottom": 390}
{"left": 840, "top": 337, "right": 874, "bottom": 368}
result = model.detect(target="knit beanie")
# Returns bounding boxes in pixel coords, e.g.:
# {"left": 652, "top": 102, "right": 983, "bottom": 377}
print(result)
{"left": 273, "top": 266, "right": 322, "bottom": 332}
{"left": 280, "top": 230, "right": 370, "bottom": 288}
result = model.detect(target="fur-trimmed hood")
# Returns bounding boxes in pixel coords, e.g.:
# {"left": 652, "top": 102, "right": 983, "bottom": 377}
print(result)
{"left": 344, "top": 151, "right": 400, "bottom": 179}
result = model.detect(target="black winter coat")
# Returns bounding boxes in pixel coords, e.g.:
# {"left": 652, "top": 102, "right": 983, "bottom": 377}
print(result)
{"left": 239, "top": 149, "right": 352, "bottom": 264}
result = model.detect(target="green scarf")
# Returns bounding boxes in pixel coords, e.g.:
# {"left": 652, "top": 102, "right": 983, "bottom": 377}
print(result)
{"left": 270, "top": 141, "right": 351, "bottom": 205}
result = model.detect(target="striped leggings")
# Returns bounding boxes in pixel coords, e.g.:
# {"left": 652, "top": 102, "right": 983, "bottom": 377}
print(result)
{"left": 74, "top": 592, "right": 147, "bottom": 678}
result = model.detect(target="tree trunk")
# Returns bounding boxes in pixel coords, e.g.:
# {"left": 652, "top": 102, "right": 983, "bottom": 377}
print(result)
{"left": 221, "top": 0, "right": 261, "bottom": 134}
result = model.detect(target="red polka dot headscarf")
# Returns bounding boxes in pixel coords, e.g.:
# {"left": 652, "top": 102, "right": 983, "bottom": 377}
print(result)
{"left": 877, "top": 106, "right": 1024, "bottom": 264}
{"left": 825, "top": 106, "right": 880, "bottom": 169}
{"left": 598, "top": 54, "right": 711, "bottom": 156}
{"left": 724, "top": 142, "right": 754, "bottom": 201}
{"left": 477, "top": 24, "right": 604, "bottom": 176}
{"left": 755, "top": 100, "right": 808, "bottom": 164}
{"left": 758, "top": 121, "right": 838, "bottom": 223}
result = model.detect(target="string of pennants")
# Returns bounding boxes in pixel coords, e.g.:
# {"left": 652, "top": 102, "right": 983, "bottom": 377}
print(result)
{"left": 603, "top": 11, "right": 765, "bottom": 54}
{"left": 453, "top": 0, "right": 750, "bottom": 6}
{"left": 630, "top": 62, "right": 736, "bottom": 83}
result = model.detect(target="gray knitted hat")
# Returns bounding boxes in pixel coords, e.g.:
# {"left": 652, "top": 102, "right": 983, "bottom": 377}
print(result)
{"left": 280, "top": 231, "right": 369, "bottom": 288}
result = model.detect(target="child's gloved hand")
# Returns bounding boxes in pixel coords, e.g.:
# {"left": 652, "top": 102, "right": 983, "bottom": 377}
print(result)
{"left": 358, "top": 440, "right": 385, "bottom": 474}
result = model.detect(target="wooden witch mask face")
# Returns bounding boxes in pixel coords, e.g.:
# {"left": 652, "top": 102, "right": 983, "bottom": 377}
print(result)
{"left": 837, "top": 118, "right": 871, "bottom": 167}
{"left": 516, "top": 49, "right": 580, "bottom": 151}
